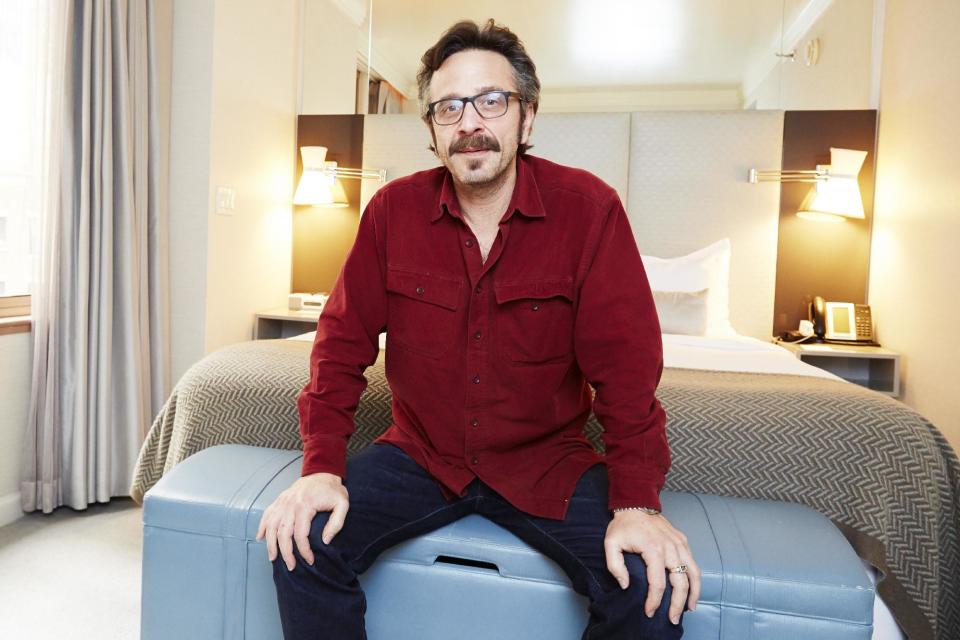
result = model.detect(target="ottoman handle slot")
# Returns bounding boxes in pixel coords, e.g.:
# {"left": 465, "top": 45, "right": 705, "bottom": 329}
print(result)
{"left": 433, "top": 555, "right": 501, "bottom": 574}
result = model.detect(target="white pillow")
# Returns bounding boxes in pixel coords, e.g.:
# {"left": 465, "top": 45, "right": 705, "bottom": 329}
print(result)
{"left": 652, "top": 289, "right": 709, "bottom": 336}
{"left": 641, "top": 238, "right": 736, "bottom": 338}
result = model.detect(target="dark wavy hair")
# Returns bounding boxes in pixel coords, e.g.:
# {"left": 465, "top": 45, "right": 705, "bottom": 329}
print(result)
{"left": 417, "top": 19, "right": 540, "bottom": 155}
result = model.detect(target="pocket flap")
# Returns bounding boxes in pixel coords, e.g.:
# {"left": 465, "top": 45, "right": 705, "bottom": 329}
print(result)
{"left": 387, "top": 267, "right": 462, "bottom": 311}
{"left": 494, "top": 278, "right": 575, "bottom": 304}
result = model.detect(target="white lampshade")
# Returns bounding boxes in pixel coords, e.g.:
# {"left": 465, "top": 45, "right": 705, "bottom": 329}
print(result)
{"left": 796, "top": 148, "right": 867, "bottom": 222}
{"left": 293, "top": 146, "right": 349, "bottom": 207}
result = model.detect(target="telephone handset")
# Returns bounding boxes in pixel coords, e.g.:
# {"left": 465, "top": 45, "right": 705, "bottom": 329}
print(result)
{"left": 809, "top": 295, "right": 877, "bottom": 345}
{"left": 810, "top": 296, "right": 827, "bottom": 337}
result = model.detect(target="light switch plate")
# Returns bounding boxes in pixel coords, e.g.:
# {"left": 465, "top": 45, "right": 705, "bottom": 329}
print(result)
{"left": 215, "top": 186, "right": 236, "bottom": 215}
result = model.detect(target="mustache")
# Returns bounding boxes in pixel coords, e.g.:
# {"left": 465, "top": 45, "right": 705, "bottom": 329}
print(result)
{"left": 449, "top": 134, "right": 500, "bottom": 155}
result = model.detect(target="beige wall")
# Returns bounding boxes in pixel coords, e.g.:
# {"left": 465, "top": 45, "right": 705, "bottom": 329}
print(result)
{"left": 747, "top": 0, "right": 875, "bottom": 109}
{"left": 169, "top": 0, "right": 298, "bottom": 382}
{"left": 869, "top": 0, "right": 960, "bottom": 455}
{"left": 203, "top": 0, "right": 297, "bottom": 355}
{"left": 0, "top": 332, "right": 31, "bottom": 527}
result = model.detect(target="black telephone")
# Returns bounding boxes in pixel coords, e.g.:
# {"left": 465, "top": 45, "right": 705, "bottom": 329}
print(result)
{"left": 809, "top": 296, "right": 877, "bottom": 345}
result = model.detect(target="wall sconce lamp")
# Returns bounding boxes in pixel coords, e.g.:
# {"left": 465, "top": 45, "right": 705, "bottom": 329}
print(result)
{"left": 749, "top": 147, "right": 867, "bottom": 222}
{"left": 293, "top": 146, "right": 386, "bottom": 207}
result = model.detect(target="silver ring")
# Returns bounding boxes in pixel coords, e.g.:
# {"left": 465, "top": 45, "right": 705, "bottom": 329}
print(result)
{"left": 669, "top": 564, "right": 688, "bottom": 574}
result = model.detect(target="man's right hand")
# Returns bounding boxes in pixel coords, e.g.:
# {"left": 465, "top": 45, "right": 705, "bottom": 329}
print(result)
{"left": 255, "top": 472, "right": 350, "bottom": 572}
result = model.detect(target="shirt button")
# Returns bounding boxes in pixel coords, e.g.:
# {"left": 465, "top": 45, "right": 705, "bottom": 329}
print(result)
{"left": 471, "top": 418, "right": 479, "bottom": 427}
{"left": 465, "top": 239, "right": 474, "bottom": 247}
{"left": 531, "top": 303, "right": 540, "bottom": 311}
{"left": 472, "top": 375, "right": 481, "bottom": 384}
{"left": 473, "top": 330, "right": 482, "bottom": 340}
{"left": 471, "top": 456, "right": 479, "bottom": 465}
{"left": 563, "top": 497, "right": 569, "bottom": 503}
{"left": 415, "top": 286, "right": 425, "bottom": 295}
{"left": 475, "top": 284, "right": 482, "bottom": 293}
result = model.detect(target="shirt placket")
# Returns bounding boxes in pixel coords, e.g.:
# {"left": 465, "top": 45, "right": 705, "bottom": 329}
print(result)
{"left": 459, "top": 219, "right": 511, "bottom": 472}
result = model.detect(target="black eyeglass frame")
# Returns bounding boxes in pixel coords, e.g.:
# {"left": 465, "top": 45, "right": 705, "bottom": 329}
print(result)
{"left": 427, "top": 90, "right": 524, "bottom": 126}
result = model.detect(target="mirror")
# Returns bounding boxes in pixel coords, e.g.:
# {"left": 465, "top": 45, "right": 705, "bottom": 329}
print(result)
{"left": 303, "top": 0, "right": 877, "bottom": 114}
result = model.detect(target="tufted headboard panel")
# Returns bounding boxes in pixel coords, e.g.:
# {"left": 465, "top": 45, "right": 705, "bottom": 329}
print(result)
{"left": 626, "top": 111, "right": 784, "bottom": 339}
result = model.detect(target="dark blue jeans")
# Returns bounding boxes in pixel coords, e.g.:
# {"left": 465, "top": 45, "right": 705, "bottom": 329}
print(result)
{"left": 272, "top": 442, "right": 685, "bottom": 639}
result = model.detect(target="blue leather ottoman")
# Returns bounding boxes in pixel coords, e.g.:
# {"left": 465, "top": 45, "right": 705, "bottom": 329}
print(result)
{"left": 140, "top": 444, "right": 875, "bottom": 639}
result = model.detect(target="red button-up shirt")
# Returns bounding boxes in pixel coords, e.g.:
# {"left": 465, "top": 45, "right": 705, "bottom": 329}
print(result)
{"left": 298, "top": 154, "right": 669, "bottom": 520}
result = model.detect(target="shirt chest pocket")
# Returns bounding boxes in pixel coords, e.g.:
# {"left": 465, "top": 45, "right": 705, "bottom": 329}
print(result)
{"left": 386, "top": 266, "right": 463, "bottom": 359}
{"left": 494, "top": 279, "right": 576, "bottom": 365}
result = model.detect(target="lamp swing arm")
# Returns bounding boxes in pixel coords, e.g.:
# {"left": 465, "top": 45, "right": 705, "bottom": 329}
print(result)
{"left": 748, "top": 167, "right": 831, "bottom": 183}
{"left": 323, "top": 166, "right": 387, "bottom": 182}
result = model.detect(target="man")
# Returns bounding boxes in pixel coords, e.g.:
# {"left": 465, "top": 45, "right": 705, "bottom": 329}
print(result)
{"left": 257, "top": 19, "right": 700, "bottom": 639}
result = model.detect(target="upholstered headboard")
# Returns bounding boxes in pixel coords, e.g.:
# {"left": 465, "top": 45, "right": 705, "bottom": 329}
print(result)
{"left": 360, "top": 111, "right": 785, "bottom": 340}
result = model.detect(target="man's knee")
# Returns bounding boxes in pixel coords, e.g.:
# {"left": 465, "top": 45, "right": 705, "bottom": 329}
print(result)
{"left": 624, "top": 554, "right": 685, "bottom": 633}
{"left": 589, "top": 553, "right": 684, "bottom": 635}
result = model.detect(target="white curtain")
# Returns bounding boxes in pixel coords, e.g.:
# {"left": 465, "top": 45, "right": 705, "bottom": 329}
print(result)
{"left": 21, "top": 0, "right": 171, "bottom": 513}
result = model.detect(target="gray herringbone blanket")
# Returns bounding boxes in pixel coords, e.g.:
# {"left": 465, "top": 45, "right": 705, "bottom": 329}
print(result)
{"left": 131, "top": 340, "right": 959, "bottom": 640}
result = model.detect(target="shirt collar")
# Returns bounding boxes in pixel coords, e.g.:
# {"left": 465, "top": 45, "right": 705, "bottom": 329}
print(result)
{"left": 431, "top": 154, "right": 547, "bottom": 223}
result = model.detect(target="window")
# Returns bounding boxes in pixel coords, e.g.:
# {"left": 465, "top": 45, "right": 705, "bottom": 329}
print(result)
{"left": 0, "top": 0, "right": 49, "bottom": 302}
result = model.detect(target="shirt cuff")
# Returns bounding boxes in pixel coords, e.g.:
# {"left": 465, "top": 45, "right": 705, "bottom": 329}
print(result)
{"left": 301, "top": 436, "right": 348, "bottom": 479}
{"left": 607, "top": 467, "right": 665, "bottom": 512}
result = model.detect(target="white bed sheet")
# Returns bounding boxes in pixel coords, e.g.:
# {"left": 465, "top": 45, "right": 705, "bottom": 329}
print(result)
{"left": 289, "top": 330, "right": 383, "bottom": 349}
{"left": 286, "top": 329, "right": 902, "bottom": 639}
{"left": 661, "top": 333, "right": 843, "bottom": 381}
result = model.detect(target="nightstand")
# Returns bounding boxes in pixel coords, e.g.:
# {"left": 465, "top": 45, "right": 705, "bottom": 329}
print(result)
{"left": 254, "top": 307, "right": 321, "bottom": 340}
{"left": 775, "top": 341, "right": 901, "bottom": 397}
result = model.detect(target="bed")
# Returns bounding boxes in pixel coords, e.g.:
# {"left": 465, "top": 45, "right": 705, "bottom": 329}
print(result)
{"left": 130, "top": 329, "right": 959, "bottom": 640}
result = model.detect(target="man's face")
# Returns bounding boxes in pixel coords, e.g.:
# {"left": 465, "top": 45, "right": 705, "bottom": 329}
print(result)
{"left": 426, "top": 49, "right": 535, "bottom": 188}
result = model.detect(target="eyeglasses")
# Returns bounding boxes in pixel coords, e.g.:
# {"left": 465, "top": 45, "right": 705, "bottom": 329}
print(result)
{"left": 427, "top": 91, "right": 523, "bottom": 126}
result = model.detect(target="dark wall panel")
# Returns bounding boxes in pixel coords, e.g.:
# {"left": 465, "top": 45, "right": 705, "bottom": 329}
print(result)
{"left": 292, "top": 114, "right": 365, "bottom": 293}
{"left": 773, "top": 110, "right": 877, "bottom": 336}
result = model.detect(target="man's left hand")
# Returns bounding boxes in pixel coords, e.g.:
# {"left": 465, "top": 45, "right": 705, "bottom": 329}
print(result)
{"left": 604, "top": 511, "right": 701, "bottom": 625}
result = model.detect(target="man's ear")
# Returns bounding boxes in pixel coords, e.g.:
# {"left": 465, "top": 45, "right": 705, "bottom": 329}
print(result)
{"left": 520, "top": 103, "right": 535, "bottom": 145}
